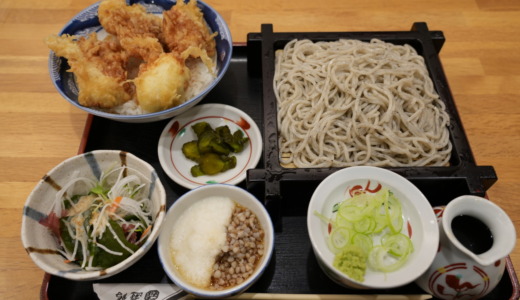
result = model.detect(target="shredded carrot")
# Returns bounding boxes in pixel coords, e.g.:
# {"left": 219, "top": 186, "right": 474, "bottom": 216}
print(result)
{"left": 141, "top": 225, "right": 152, "bottom": 239}
{"left": 136, "top": 225, "right": 153, "bottom": 244}
{"left": 64, "top": 259, "right": 73, "bottom": 263}
{"left": 108, "top": 196, "right": 123, "bottom": 213}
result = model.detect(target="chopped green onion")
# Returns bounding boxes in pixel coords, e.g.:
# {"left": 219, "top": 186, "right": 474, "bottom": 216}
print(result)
{"left": 351, "top": 233, "right": 373, "bottom": 254}
{"left": 314, "top": 187, "right": 413, "bottom": 282}
{"left": 381, "top": 233, "right": 414, "bottom": 258}
{"left": 368, "top": 244, "right": 411, "bottom": 273}
{"left": 353, "top": 216, "right": 376, "bottom": 234}
{"left": 330, "top": 227, "right": 352, "bottom": 251}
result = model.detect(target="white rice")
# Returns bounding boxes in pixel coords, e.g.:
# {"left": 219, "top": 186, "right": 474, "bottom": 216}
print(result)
{"left": 184, "top": 58, "right": 215, "bottom": 100}
{"left": 112, "top": 99, "right": 143, "bottom": 115}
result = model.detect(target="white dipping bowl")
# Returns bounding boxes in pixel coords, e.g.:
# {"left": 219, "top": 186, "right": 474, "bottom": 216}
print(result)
{"left": 158, "top": 184, "right": 274, "bottom": 298}
{"left": 307, "top": 166, "right": 439, "bottom": 289}
{"left": 21, "top": 150, "right": 166, "bottom": 280}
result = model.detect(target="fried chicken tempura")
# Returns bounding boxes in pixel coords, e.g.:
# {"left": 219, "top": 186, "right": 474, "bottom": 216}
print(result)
{"left": 119, "top": 37, "right": 191, "bottom": 113}
{"left": 98, "top": 0, "right": 163, "bottom": 42}
{"left": 45, "top": 33, "right": 131, "bottom": 108}
{"left": 119, "top": 36, "right": 164, "bottom": 67}
{"left": 163, "top": 0, "right": 217, "bottom": 71}
{"left": 133, "top": 53, "right": 191, "bottom": 113}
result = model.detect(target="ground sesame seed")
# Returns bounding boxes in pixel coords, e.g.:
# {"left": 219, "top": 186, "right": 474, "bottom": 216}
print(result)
{"left": 210, "top": 205, "right": 264, "bottom": 290}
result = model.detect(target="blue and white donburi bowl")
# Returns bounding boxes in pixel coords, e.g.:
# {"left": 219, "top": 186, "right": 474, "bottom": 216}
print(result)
{"left": 48, "top": 0, "right": 233, "bottom": 123}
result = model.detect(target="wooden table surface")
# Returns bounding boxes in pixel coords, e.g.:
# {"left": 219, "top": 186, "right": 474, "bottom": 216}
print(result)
{"left": 1, "top": 0, "right": 519, "bottom": 298}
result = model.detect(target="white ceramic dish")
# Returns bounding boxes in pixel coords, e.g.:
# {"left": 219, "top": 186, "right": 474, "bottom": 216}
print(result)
{"left": 157, "top": 103, "right": 262, "bottom": 189}
{"left": 21, "top": 150, "right": 166, "bottom": 281}
{"left": 307, "top": 166, "right": 439, "bottom": 289}
{"left": 48, "top": 0, "right": 232, "bottom": 123}
{"left": 157, "top": 184, "right": 274, "bottom": 298}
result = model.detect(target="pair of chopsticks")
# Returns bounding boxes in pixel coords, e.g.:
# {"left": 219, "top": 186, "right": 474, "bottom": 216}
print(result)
{"left": 187, "top": 293, "right": 432, "bottom": 300}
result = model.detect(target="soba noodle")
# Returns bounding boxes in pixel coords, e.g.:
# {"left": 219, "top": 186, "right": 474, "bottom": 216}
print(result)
{"left": 274, "top": 39, "right": 452, "bottom": 168}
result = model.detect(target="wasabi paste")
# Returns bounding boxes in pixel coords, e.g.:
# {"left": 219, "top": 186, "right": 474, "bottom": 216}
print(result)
{"left": 333, "top": 245, "right": 367, "bottom": 282}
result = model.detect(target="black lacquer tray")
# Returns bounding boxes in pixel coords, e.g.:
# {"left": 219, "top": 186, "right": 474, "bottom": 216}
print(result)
{"left": 42, "top": 30, "right": 518, "bottom": 300}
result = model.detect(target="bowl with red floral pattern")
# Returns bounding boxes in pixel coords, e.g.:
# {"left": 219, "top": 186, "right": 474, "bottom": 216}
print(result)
{"left": 307, "top": 166, "right": 439, "bottom": 289}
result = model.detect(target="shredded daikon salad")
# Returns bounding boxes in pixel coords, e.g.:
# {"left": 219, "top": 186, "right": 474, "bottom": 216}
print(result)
{"left": 315, "top": 187, "right": 413, "bottom": 282}
{"left": 47, "top": 165, "right": 156, "bottom": 270}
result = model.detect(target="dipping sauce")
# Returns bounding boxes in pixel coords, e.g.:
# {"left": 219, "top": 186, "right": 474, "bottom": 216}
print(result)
{"left": 170, "top": 196, "right": 264, "bottom": 290}
{"left": 451, "top": 214, "right": 493, "bottom": 255}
